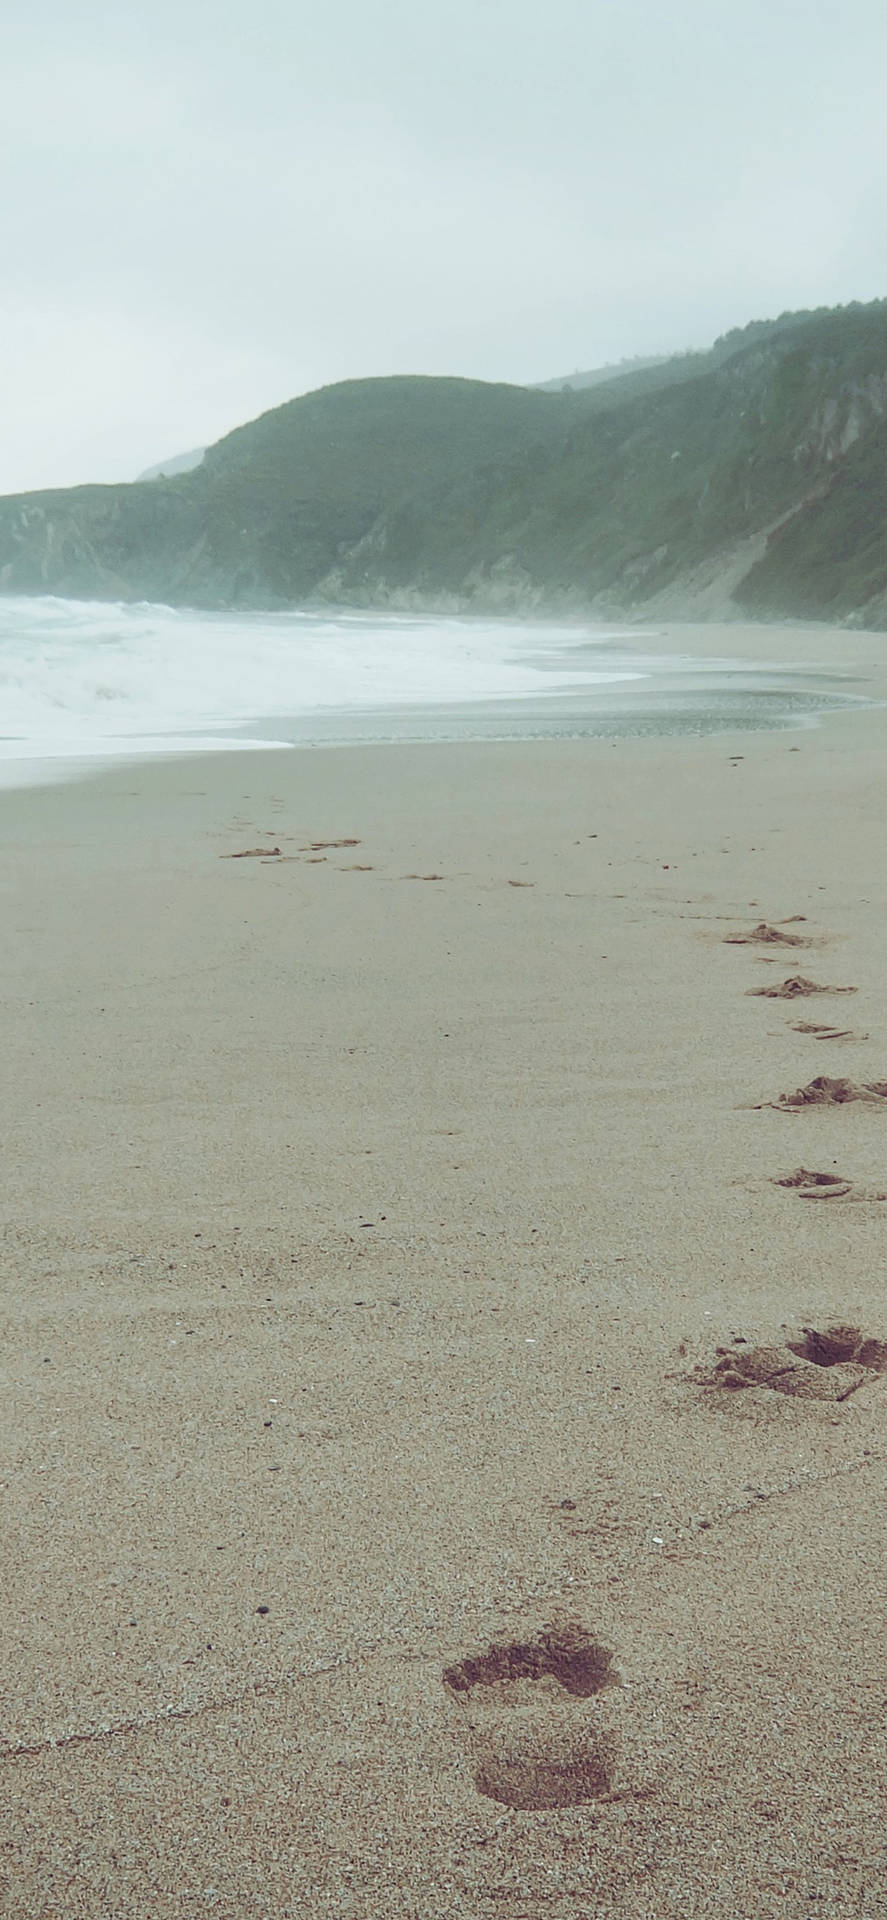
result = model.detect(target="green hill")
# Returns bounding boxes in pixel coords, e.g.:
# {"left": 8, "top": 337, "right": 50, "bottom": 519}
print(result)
{"left": 535, "top": 353, "right": 682, "bottom": 393}
{"left": 3, "top": 303, "right": 887, "bottom": 625}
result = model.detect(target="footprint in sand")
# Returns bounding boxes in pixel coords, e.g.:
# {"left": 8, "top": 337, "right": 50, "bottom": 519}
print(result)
{"left": 443, "top": 1623, "right": 618, "bottom": 1810}
{"left": 789, "top": 1021, "right": 862, "bottom": 1040}
{"left": 748, "top": 975, "right": 857, "bottom": 999}
{"left": 772, "top": 1168, "right": 886, "bottom": 1202}
{"left": 724, "top": 921, "right": 809, "bottom": 947}
{"left": 691, "top": 1324, "right": 887, "bottom": 1401}
{"left": 298, "top": 838, "right": 361, "bottom": 851}
{"left": 759, "top": 1075, "right": 887, "bottom": 1111}
{"left": 222, "top": 846, "right": 282, "bottom": 858}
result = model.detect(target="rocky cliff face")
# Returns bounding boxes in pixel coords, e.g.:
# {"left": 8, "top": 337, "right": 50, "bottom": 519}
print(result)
{"left": 2, "top": 304, "right": 887, "bottom": 626}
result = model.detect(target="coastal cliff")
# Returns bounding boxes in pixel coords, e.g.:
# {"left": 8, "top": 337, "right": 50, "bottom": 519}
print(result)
{"left": 2, "top": 302, "right": 887, "bottom": 625}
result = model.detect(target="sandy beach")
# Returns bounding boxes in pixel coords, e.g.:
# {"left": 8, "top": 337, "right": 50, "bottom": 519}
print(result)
{"left": 2, "top": 620, "right": 886, "bottom": 1918}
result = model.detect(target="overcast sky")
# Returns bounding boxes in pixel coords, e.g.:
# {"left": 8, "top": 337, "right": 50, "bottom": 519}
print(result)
{"left": 3, "top": 0, "right": 886, "bottom": 493}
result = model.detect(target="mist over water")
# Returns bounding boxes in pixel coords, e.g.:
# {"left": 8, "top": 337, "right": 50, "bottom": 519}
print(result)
{"left": 0, "top": 595, "right": 868, "bottom": 788}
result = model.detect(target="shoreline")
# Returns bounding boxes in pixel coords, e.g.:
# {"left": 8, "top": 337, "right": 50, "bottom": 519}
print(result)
{"left": 2, "top": 615, "right": 885, "bottom": 796}
{"left": 3, "top": 623, "right": 887, "bottom": 1914}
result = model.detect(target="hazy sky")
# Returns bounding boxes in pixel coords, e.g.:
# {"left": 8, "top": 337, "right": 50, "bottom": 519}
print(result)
{"left": 3, "top": 0, "right": 886, "bottom": 493}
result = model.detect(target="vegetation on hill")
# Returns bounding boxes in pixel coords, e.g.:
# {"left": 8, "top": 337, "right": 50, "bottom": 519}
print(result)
{"left": 2, "top": 302, "right": 887, "bottom": 625}
{"left": 535, "top": 353, "right": 682, "bottom": 393}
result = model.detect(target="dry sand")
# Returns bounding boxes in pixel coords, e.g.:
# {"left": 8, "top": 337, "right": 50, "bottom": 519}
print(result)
{"left": 1, "top": 621, "right": 886, "bottom": 1917}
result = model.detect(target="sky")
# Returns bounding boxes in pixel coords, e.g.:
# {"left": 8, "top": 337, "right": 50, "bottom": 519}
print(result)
{"left": 3, "top": 0, "right": 887, "bottom": 493}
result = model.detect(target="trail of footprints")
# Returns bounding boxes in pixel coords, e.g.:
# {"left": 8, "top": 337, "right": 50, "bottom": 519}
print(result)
{"left": 696, "top": 912, "right": 887, "bottom": 1399}
{"left": 225, "top": 843, "right": 883, "bottom": 1804}
{"left": 441, "top": 908, "right": 886, "bottom": 1813}
{"left": 218, "top": 818, "right": 881, "bottom": 1816}
{"left": 728, "top": 917, "right": 887, "bottom": 1180}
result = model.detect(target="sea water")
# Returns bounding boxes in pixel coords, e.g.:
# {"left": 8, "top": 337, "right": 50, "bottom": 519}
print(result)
{"left": 0, "top": 594, "right": 869, "bottom": 788}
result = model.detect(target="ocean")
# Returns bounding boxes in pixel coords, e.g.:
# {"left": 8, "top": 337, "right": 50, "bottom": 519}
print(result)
{"left": 0, "top": 595, "right": 869, "bottom": 788}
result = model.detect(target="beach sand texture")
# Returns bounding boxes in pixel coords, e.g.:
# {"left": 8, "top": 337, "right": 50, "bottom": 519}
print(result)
{"left": 1, "top": 622, "right": 886, "bottom": 1917}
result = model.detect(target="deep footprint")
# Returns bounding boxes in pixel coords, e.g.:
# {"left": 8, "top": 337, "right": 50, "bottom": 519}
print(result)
{"left": 692, "top": 1324, "right": 887, "bottom": 1400}
{"left": 773, "top": 1168, "right": 853, "bottom": 1198}
{"left": 789, "top": 1325, "right": 887, "bottom": 1368}
{"left": 761, "top": 1076, "right": 887, "bottom": 1110}
{"left": 790, "top": 1021, "right": 857, "bottom": 1039}
{"left": 443, "top": 1623, "right": 618, "bottom": 1811}
{"left": 773, "top": 1167, "right": 886, "bottom": 1201}
{"left": 725, "top": 922, "right": 808, "bottom": 946}
{"left": 748, "top": 975, "right": 856, "bottom": 999}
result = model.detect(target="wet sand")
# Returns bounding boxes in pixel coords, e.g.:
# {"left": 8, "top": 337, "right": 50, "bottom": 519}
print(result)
{"left": 2, "top": 622, "right": 886, "bottom": 1916}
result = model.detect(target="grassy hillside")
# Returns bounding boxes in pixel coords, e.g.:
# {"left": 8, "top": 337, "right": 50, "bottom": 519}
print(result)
{"left": 191, "top": 377, "right": 568, "bottom": 602}
{"left": 325, "top": 303, "right": 887, "bottom": 615}
{"left": 0, "top": 377, "right": 568, "bottom": 608}
{"left": 536, "top": 353, "right": 681, "bottom": 392}
{"left": 2, "top": 303, "right": 887, "bottom": 623}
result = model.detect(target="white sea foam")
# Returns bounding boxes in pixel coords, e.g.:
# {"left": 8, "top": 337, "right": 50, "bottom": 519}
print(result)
{"left": 0, "top": 595, "right": 859, "bottom": 788}
{"left": 0, "top": 596, "right": 642, "bottom": 768}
